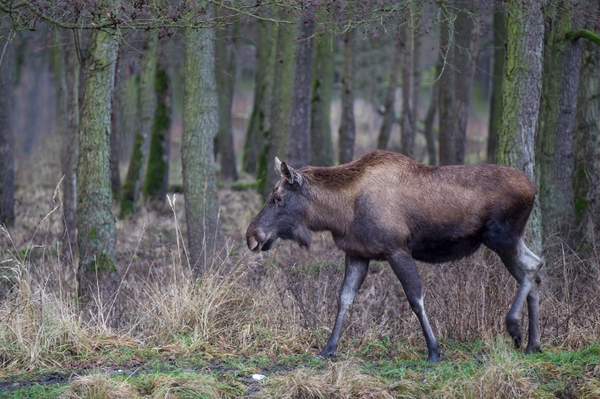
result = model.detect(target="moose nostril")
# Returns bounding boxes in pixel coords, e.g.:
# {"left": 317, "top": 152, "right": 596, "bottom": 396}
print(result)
{"left": 256, "top": 230, "right": 266, "bottom": 242}
{"left": 248, "top": 236, "right": 259, "bottom": 251}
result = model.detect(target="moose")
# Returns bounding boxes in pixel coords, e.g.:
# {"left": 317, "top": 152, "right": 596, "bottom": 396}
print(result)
{"left": 246, "top": 150, "right": 543, "bottom": 362}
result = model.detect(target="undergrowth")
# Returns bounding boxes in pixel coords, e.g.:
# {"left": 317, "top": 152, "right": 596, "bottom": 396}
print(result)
{"left": 1, "top": 161, "right": 599, "bottom": 397}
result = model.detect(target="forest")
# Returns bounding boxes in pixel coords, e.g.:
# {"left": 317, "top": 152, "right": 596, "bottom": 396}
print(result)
{"left": 1, "top": 0, "right": 600, "bottom": 397}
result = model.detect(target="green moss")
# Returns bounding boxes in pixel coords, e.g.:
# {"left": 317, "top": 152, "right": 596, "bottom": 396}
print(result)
{"left": 143, "top": 68, "right": 171, "bottom": 202}
{"left": 88, "top": 228, "right": 98, "bottom": 239}
{"left": 88, "top": 253, "right": 117, "bottom": 273}
{"left": 120, "top": 131, "right": 144, "bottom": 219}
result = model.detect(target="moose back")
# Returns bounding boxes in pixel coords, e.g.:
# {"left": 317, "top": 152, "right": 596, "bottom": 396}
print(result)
{"left": 246, "top": 150, "right": 543, "bottom": 362}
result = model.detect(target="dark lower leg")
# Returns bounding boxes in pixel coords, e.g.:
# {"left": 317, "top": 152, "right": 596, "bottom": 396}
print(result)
{"left": 319, "top": 255, "right": 369, "bottom": 357}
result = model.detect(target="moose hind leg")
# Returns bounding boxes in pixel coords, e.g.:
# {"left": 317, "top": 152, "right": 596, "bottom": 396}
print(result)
{"left": 499, "top": 239, "right": 543, "bottom": 350}
{"left": 319, "top": 254, "right": 369, "bottom": 358}
{"left": 389, "top": 251, "right": 442, "bottom": 363}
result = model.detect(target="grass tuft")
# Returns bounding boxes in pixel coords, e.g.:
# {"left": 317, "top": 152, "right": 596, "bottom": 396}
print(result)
{"left": 59, "top": 373, "right": 139, "bottom": 399}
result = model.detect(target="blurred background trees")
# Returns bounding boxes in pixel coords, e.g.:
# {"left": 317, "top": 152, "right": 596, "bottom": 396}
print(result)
{"left": 1, "top": 0, "right": 600, "bottom": 302}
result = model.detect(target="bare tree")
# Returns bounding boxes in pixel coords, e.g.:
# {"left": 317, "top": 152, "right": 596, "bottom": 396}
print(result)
{"left": 120, "top": 31, "right": 158, "bottom": 218}
{"left": 453, "top": 0, "right": 479, "bottom": 164}
{"left": 438, "top": 2, "right": 456, "bottom": 166}
{"left": 497, "top": 0, "right": 544, "bottom": 253}
{"left": 400, "top": 20, "right": 415, "bottom": 158}
{"left": 310, "top": 24, "right": 335, "bottom": 166}
{"left": 287, "top": 7, "right": 315, "bottom": 168}
{"left": 182, "top": 6, "right": 224, "bottom": 273}
{"left": 487, "top": 3, "right": 507, "bottom": 164}
{"left": 52, "top": 28, "right": 79, "bottom": 246}
{"left": 0, "top": 28, "right": 15, "bottom": 227}
{"left": 215, "top": 18, "right": 239, "bottom": 182}
{"left": 77, "top": 20, "right": 119, "bottom": 303}
{"left": 377, "top": 34, "right": 402, "bottom": 151}
{"left": 338, "top": 28, "right": 356, "bottom": 164}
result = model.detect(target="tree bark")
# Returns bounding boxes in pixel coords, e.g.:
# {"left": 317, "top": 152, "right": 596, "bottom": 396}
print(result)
{"left": 110, "top": 53, "right": 121, "bottom": 198}
{"left": 487, "top": 3, "right": 507, "bottom": 164}
{"left": 537, "top": 3, "right": 582, "bottom": 238}
{"left": 411, "top": 4, "right": 423, "bottom": 141}
{"left": 310, "top": 26, "right": 334, "bottom": 166}
{"left": 377, "top": 34, "right": 402, "bottom": 151}
{"left": 258, "top": 17, "right": 297, "bottom": 198}
{"left": 52, "top": 29, "right": 80, "bottom": 247}
{"left": 215, "top": 18, "right": 239, "bottom": 182}
{"left": 338, "top": 28, "right": 356, "bottom": 165}
{"left": 497, "top": 0, "right": 544, "bottom": 253}
{"left": 243, "top": 19, "right": 274, "bottom": 175}
{"left": 438, "top": 2, "right": 456, "bottom": 166}
{"left": 182, "top": 8, "right": 224, "bottom": 273}
{"left": 574, "top": 30, "right": 600, "bottom": 243}
{"left": 143, "top": 55, "right": 172, "bottom": 204}
{"left": 453, "top": 0, "right": 479, "bottom": 164}
{"left": 77, "top": 25, "right": 119, "bottom": 304}
{"left": 400, "top": 21, "right": 415, "bottom": 158}
{"left": 287, "top": 8, "right": 315, "bottom": 168}
{"left": 423, "top": 61, "right": 441, "bottom": 166}
{"left": 0, "top": 29, "right": 15, "bottom": 227}
{"left": 120, "top": 32, "right": 158, "bottom": 218}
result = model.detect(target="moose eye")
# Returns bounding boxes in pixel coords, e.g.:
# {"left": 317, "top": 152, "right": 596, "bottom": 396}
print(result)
{"left": 274, "top": 196, "right": 283, "bottom": 206}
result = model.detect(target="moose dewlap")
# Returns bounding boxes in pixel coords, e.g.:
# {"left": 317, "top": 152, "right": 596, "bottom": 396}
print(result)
{"left": 246, "top": 150, "right": 543, "bottom": 363}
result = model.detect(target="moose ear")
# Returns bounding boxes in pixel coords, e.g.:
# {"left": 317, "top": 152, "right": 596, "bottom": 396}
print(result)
{"left": 274, "top": 157, "right": 302, "bottom": 186}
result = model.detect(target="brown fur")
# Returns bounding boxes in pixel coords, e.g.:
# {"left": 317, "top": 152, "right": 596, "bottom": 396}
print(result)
{"left": 246, "top": 150, "right": 542, "bottom": 361}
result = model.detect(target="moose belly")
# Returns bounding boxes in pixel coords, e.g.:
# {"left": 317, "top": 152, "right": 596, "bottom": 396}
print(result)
{"left": 411, "top": 235, "right": 483, "bottom": 263}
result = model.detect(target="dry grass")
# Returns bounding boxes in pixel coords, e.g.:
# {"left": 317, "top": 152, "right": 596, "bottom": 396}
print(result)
{"left": 59, "top": 373, "right": 140, "bottom": 399}
{"left": 138, "top": 372, "right": 244, "bottom": 398}
{"left": 256, "top": 360, "right": 397, "bottom": 399}
{"left": 438, "top": 339, "right": 546, "bottom": 399}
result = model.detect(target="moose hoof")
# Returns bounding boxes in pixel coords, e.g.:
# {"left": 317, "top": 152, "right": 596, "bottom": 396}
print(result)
{"left": 426, "top": 347, "right": 444, "bottom": 363}
{"left": 525, "top": 345, "right": 542, "bottom": 355}
{"left": 318, "top": 347, "right": 336, "bottom": 359}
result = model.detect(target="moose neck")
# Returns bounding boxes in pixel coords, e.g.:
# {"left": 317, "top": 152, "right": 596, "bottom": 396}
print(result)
{"left": 302, "top": 171, "right": 356, "bottom": 236}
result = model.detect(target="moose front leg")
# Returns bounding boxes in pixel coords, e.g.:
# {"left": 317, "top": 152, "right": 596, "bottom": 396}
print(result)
{"left": 319, "top": 254, "right": 369, "bottom": 358}
{"left": 388, "top": 251, "right": 443, "bottom": 363}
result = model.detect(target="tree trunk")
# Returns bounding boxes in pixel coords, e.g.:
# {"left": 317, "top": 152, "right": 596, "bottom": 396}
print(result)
{"left": 243, "top": 19, "right": 274, "bottom": 175}
{"left": 438, "top": 3, "right": 456, "bottom": 166}
{"left": 537, "top": 4, "right": 582, "bottom": 238}
{"left": 310, "top": 26, "right": 334, "bottom": 166}
{"left": 411, "top": 3, "right": 423, "bottom": 140}
{"left": 400, "top": 21, "right": 415, "bottom": 158}
{"left": 423, "top": 61, "right": 441, "bottom": 166}
{"left": 258, "top": 17, "right": 297, "bottom": 198}
{"left": 52, "top": 29, "right": 80, "bottom": 247}
{"left": 487, "top": 3, "right": 507, "bottom": 164}
{"left": 215, "top": 18, "right": 239, "bottom": 182}
{"left": 143, "top": 56, "right": 172, "bottom": 204}
{"left": 77, "top": 26, "right": 119, "bottom": 304}
{"left": 338, "top": 28, "right": 356, "bottom": 164}
{"left": 496, "top": 0, "right": 544, "bottom": 253}
{"left": 377, "top": 34, "right": 402, "bottom": 151}
{"left": 110, "top": 53, "right": 122, "bottom": 197}
{"left": 287, "top": 8, "right": 315, "bottom": 168}
{"left": 574, "top": 30, "right": 600, "bottom": 243}
{"left": 120, "top": 32, "right": 158, "bottom": 218}
{"left": 453, "top": 0, "right": 479, "bottom": 164}
{"left": 182, "top": 9, "right": 224, "bottom": 273}
{"left": 0, "top": 29, "right": 15, "bottom": 227}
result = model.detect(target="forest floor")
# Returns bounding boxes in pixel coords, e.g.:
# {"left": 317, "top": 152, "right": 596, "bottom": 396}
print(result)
{"left": 1, "top": 339, "right": 599, "bottom": 398}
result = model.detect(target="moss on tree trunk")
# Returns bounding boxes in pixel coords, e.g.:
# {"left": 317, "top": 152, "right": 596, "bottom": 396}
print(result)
{"left": 182, "top": 7, "right": 224, "bottom": 273}
{"left": 497, "top": 0, "right": 544, "bottom": 253}
{"left": 77, "top": 26, "right": 119, "bottom": 304}
{"left": 143, "top": 67, "right": 171, "bottom": 203}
